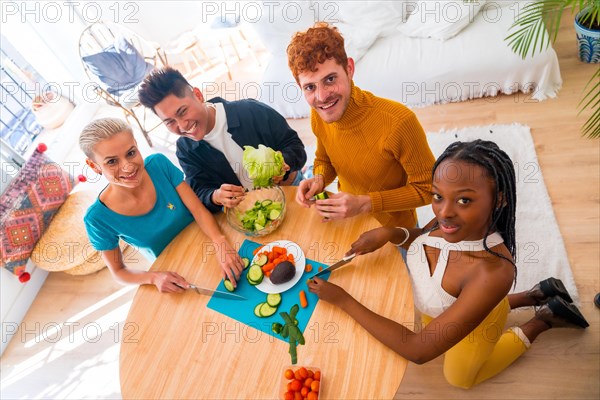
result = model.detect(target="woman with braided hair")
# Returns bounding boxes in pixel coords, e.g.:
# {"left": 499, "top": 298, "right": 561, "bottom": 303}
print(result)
{"left": 308, "top": 139, "right": 588, "bottom": 388}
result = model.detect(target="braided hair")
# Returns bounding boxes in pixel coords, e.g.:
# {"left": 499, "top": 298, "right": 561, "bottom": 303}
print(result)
{"left": 432, "top": 139, "right": 517, "bottom": 279}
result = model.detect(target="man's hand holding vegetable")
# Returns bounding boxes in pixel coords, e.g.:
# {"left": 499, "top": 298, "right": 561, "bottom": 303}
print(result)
{"left": 296, "top": 175, "right": 372, "bottom": 222}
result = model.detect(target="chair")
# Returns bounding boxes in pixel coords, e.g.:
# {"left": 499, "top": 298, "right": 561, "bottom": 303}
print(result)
{"left": 164, "top": 20, "right": 261, "bottom": 81}
{"left": 78, "top": 22, "right": 165, "bottom": 146}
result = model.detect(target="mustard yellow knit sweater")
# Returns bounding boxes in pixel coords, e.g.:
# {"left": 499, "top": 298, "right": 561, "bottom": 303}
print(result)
{"left": 312, "top": 83, "right": 435, "bottom": 227}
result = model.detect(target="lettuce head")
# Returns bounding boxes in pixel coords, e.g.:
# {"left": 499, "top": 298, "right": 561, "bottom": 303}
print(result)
{"left": 243, "top": 144, "right": 284, "bottom": 188}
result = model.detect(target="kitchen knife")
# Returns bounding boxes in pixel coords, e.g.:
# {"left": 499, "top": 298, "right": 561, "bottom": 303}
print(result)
{"left": 310, "top": 253, "right": 357, "bottom": 278}
{"left": 188, "top": 284, "right": 247, "bottom": 300}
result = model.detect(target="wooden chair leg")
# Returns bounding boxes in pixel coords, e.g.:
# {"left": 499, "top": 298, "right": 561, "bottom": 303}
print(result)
{"left": 197, "top": 46, "right": 214, "bottom": 67}
{"left": 96, "top": 86, "right": 153, "bottom": 147}
{"left": 123, "top": 107, "right": 153, "bottom": 147}
{"left": 134, "top": 116, "right": 153, "bottom": 148}
{"left": 238, "top": 29, "right": 261, "bottom": 67}
{"left": 218, "top": 40, "right": 233, "bottom": 80}
{"left": 228, "top": 34, "right": 242, "bottom": 62}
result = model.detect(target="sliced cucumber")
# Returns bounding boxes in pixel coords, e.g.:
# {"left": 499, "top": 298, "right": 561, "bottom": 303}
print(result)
{"left": 259, "top": 302, "right": 278, "bottom": 317}
{"left": 254, "top": 223, "right": 265, "bottom": 231}
{"left": 246, "top": 275, "right": 262, "bottom": 286}
{"left": 242, "top": 257, "right": 250, "bottom": 269}
{"left": 247, "top": 265, "right": 264, "bottom": 284}
{"left": 315, "top": 191, "right": 329, "bottom": 200}
{"left": 246, "top": 267, "right": 262, "bottom": 286}
{"left": 271, "top": 322, "right": 283, "bottom": 334}
{"left": 256, "top": 210, "right": 266, "bottom": 226}
{"left": 223, "top": 279, "right": 235, "bottom": 292}
{"left": 254, "top": 303, "right": 264, "bottom": 317}
{"left": 269, "top": 209, "right": 281, "bottom": 220}
{"left": 254, "top": 254, "right": 268, "bottom": 266}
{"left": 261, "top": 199, "right": 273, "bottom": 207}
{"left": 266, "top": 293, "right": 282, "bottom": 307}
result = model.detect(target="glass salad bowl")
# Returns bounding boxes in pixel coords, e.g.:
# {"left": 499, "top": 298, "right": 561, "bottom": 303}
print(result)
{"left": 226, "top": 186, "right": 287, "bottom": 237}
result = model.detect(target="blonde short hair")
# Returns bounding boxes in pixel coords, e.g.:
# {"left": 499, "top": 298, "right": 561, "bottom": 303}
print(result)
{"left": 79, "top": 118, "right": 133, "bottom": 158}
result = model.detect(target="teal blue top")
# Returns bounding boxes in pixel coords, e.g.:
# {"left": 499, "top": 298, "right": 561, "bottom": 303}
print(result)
{"left": 84, "top": 153, "right": 194, "bottom": 260}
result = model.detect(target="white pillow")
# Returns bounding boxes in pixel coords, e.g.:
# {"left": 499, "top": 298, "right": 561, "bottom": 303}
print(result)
{"left": 250, "top": 1, "right": 316, "bottom": 55}
{"left": 398, "top": 0, "right": 487, "bottom": 41}
{"left": 326, "top": 1, "right": 408, "bottom": 61}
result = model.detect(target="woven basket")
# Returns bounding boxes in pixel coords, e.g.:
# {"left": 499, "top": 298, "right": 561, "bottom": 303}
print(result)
{"left": 32, "top": 191, "right": 102, "bottom": 273}
{"left": 62, "top": 241, "right": 129, "bottom": 275}
{"left": 62, "top": 251, "right": 106, "bottom": 275}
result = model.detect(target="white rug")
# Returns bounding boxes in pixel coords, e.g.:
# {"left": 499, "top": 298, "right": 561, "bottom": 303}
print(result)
{"left": 417, "top": 123, "right": 578, "bottom": 299}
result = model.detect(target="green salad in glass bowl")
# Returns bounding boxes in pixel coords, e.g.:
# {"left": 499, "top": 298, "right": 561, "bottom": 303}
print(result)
{"left": 226, "top": 186, "right": 286, "bottom": 237}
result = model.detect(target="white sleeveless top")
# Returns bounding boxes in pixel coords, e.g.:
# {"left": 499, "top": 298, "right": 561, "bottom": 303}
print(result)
{"left": 406, "top": 231, "right": 504, "bottom": 318}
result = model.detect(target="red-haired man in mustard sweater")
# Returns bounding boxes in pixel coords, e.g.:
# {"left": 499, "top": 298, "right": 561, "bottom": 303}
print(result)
{"left": 287, "top": 22, "right": 435, "bottom": 231}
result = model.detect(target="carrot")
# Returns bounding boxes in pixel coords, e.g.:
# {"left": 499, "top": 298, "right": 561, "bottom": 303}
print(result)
{"left": 318, "top": 266, "right": 323, "bottom": 272}
{"left": 276, "top": 255, "right": 288, "bottom": 265}
{"left": 299, "top": 290, "right": 308, "bottom": 308}
{"left": 287, "top": 254, "right": 295, "bottom": 262}
{"left": 262, "top": 262, "right": 276, "bottom": 272}
{"left": 272, "top": 246, "right": 287, "bottom": 256}
{"left": 305, "top": 264, "right": 313, "bottom": 272}
{"left": 253, "top": 245, "right": 264, "bottom": 256}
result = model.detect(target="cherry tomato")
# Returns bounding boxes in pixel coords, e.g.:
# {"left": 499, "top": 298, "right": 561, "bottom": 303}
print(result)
{"left": 284, "top": 369, "right": 294, "bottom": 380}
{"left": 290, "top": 379, "right": 303, "bottom": 392}
{"left": 298, "top": 367, "right": 308, "bottom": 379}
{"left": 313, "top": 370, "right": 321, "bottom": 381}
{"left": 311, "top": 380, "right": 320, "bottom": 393}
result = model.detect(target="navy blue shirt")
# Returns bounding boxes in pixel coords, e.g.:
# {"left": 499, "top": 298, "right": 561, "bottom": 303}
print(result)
{"left": 176, "top": 97, "right": 307, "bottom": 212}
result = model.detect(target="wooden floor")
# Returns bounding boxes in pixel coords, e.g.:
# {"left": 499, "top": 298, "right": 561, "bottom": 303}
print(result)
{"left": 393, "top": 16, "right": 600, "bottom": 400}
{"left": 1, "top": 16, "right": 598, "bottom": 400}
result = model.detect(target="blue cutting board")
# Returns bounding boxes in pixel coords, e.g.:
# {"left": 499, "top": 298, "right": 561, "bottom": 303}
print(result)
{"left": 207, "top": 239, "right": 330, "bottom": 342}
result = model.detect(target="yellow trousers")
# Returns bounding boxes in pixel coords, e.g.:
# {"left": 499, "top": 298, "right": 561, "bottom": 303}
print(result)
{"left": 422, "top": 297, "right": 530, "bottom": 389}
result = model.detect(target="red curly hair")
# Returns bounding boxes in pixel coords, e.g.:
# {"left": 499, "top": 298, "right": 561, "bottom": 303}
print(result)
{"left": 287, "top": 22, "right": 348, "bottom": 83}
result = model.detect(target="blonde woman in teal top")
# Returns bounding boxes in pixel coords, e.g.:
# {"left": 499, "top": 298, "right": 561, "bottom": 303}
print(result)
{"left": 81, "top": 118, "right": 244, "bottom": 293}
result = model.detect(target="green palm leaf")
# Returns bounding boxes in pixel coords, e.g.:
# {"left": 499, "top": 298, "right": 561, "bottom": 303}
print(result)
{"left": 506, "top": 0, "right": 567, "bottom": 59}
{"left": 505, "top": 0, "right": 600, "bottom": 138}
{"left": 579, "top": 68, "right": 600, "bottom": 138}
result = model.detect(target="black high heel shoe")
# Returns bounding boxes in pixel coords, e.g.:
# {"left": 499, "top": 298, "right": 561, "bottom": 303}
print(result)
{"left": 535, "top": 295, "right": 589, "bottom": 328}
{"left": 527, "top": 277, "right": 573, "bottom": 305}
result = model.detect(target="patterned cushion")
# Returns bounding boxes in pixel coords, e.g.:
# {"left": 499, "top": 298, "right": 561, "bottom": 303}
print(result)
{"left": 0, "top": 148, "right": 76, "bottom": 276}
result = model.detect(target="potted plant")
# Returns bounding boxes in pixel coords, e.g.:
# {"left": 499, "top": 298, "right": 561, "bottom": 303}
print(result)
{"left": 505, "top": 0, "right": 600, "bottom": 138}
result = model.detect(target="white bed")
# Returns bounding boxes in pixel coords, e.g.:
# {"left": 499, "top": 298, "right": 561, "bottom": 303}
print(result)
{"left": 250, "top": 0, "right": 562, "bottom": 118}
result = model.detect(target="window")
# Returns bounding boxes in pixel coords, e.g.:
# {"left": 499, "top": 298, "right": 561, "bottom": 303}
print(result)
{"left": 1, "top": 35, "right": 47, "bottom": 193}
{"left": 1, "top": 35, "right": 45, "bottom": 158}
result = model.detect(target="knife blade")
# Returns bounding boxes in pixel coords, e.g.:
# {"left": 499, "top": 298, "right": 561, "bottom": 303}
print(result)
{"left": 310, "top": 253, "right": 357, "bottom": 278}
{"left": 188, "top": 284, "right": 247, "bottom": 300}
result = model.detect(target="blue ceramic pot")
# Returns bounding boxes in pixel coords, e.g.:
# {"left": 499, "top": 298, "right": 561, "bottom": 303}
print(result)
{"left": 575, "top": 8, "right": 600, "bottom": 63}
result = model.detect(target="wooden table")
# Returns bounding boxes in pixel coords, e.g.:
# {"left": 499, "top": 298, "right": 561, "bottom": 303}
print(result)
{"left": 120, "top": 187, "right": 414, "bottom": 399}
